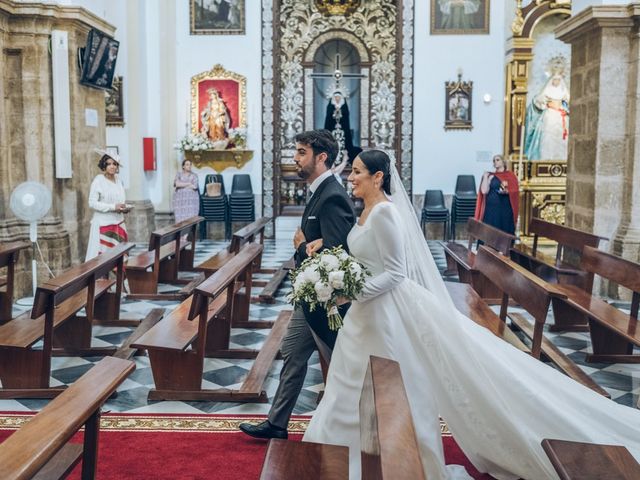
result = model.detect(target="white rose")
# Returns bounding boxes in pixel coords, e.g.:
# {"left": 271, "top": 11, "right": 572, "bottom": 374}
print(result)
{"left": 339, "top": 251, "right": 350, "bottom": 261}
{"left": 304, "top": 265, "right": 321, "bottom": 283}
{"left": 328, "top": 270, "right": 345, "bottom": 289}
{"left": 320, "top": 254, "right": 340, "bottom": 271}
{"left": 314, "top": 281, "right": 333, "bottom": 303}
{"left": 350, "top": 262, "right": 362, "bottom": 277}
{"left": 293, "top": 272, "right": 308, "bottom": 292}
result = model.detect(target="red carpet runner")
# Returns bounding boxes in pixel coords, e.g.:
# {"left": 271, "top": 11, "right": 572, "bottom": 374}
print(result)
{"left": 0, "top": 413, "right": 493, "bottom": 479}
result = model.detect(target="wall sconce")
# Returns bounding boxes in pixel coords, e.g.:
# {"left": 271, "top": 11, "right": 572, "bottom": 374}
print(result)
{"left": 483, "top": 93, "right": 492, "bottom": 104}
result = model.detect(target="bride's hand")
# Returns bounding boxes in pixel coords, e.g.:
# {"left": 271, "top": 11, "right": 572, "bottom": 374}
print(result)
{"left": 335, "top": 296, "right": 349, "bottom": 306}
{"left": 306, "top": 238, "right": 323, "bottom": 256}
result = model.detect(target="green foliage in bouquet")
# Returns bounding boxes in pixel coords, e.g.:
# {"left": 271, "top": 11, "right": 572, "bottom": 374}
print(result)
{"left": 287, "top": 245, "right": 369, "bottom": 330}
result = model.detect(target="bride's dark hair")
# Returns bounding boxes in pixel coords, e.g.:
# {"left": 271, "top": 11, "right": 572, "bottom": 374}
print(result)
{"left": 358, "top": 150, "right": 391, "bottom": 195}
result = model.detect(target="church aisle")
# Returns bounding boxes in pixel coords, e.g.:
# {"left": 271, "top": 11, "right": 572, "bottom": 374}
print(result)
{"left": 0, "top": 224, "right": 637, "bottom": 415}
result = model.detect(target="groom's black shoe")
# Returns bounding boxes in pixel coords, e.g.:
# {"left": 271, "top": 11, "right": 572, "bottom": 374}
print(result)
{"left": 239, "top": 420, "right": 288, "bottom": 440}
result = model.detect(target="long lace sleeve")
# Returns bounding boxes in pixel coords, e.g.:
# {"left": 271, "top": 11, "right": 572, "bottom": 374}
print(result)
{"left": 356, "top": 203, "right": 407, "bottom": 302}
{"left": 88, "top": 177, "right": 115, "bottom": 213}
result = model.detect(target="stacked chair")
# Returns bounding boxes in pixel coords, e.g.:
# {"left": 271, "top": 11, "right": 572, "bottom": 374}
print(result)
{"left": 228, "top": 174, "right": 256, "bottom": 224}
{"left": 450, "top": 175, "right": 477, "bottom": 239}
{"left": 200, "top": 174, "right": 229, "bottom": 239}
{"left": 421, "top": 189, "right": 449, "bottom": 240}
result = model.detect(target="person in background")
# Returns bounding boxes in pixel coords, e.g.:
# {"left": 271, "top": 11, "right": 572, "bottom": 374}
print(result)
{"left": 86, "top": 149, "right": 130, "bottom": 261}
{"left": 173, "top": 159, "right": 200, "bottom": 223}
{"left": 474, "top": 154, "right": 519, "bottom": 235}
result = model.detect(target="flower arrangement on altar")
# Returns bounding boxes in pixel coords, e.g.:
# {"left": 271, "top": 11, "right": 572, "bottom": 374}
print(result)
{"left": 174, "top": 129, "right": 247, "bottom": 153}
{"left": 227, "top": 127, "right": 247, "bottom": 148}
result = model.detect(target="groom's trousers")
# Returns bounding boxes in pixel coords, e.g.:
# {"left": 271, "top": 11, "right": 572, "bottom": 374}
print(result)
{"left": 268, "top": 309, "right": 323, "bottom": 430}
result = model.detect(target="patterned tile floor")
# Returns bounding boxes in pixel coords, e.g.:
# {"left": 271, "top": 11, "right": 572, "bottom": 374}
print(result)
{"left": 2, "top": 216, "right": 638, "bottom": 414}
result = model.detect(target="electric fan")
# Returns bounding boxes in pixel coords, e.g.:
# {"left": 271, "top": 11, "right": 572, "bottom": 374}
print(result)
{"left": 9, "top": 181, "right": 53, "bottom": 305}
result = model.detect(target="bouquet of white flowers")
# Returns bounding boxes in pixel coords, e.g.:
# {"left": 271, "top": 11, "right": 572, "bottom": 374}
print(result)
{"left": 287, "top": 246, "right": 369, "bottom": 331}
{"left": 174, "top": 133, "right": 216, "bottom": 152}
{"left": 227, "top": 127, "right": 247, "bottom": 148}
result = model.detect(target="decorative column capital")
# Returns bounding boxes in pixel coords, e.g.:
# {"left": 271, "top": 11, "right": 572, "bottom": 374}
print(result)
{"left": 556, "top": 5, "right": 635, "bottom": 44}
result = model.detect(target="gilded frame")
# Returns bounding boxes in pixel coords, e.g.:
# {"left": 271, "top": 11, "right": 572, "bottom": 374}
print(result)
{"left": 190, "top": 0, "right": 245, "bottom": 35}
{"left": 445, "top": 75, "right": 473, "bottom": 130}
{"left": 190, "top": 64, "right": 247, "bottom": 136}
{"left": 431, "top": 0, "right": 490, "bottom": 35}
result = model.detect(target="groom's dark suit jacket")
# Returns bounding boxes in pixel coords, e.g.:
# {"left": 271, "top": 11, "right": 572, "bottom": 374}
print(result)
{"left": 295, "top": 174, "right": 355, "bottom": 349}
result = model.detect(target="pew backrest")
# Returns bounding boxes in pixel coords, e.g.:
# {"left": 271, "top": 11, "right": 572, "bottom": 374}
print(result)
{"left": 360, "top": 356, "right": 426, "bottom": 480}
{"left": 31, "top": 242, "right": 134, "bottom": 320}
{"left": 581, "top": 246, "right": 640, "bottom": 318}
{"left": 466, "top": 218, "right": 515, "bottom": 255}
{"left": 529, "top": 218, "right": 605, "bottom": 259}
{"left": 229, "top": 217, "right": 271, "bottom": 254}
{"left": 0, "top": 356, "right": 135, "bottom": 479}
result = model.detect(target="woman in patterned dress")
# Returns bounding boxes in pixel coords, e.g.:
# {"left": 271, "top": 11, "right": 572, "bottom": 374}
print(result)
{"left": 173, "top": 159, "right": 200, "bottom": 223}
{"left": 85, "top": 150, "right": 130, "bottom": 261}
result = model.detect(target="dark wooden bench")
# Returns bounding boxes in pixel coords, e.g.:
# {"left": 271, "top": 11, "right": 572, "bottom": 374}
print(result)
{"left": 258, "top": 256, "right": 295, "bottom": 304}
{"left": 474, "top": 246, "right": 610, "bottom": 398}
{"left": 195, "top": 216, "right": 271, "bottom": 277}
{"left": 542, "top": 438, "right": 640, "bottom": 480}
{"left": 126, "top": 216, "right": 204, "bottom": 300}
{"left": 260, "top": 355, "right": 424, "bottom": 480}
{"left": 0, "top": 241, "right": 30, "bottom": 325}
{"left": 132, "top": 242, "right": 293, "bottom": 402}
{"left": 551, "top": 246, "right": 640, "bottom": 363}
{"left": 511, "top": 218, "right": 606, "bottom": 331}
{"left": 445, "top": 281, "right": 528, "bottom": 352}
{"left": 0, "top": 243, "right": 134, "bottom": 398}
{"left": 0, "top": 356, "right": 134, "bottom": 480}
{"left": 442, "top": 218, "right": 515, "bottom": 301}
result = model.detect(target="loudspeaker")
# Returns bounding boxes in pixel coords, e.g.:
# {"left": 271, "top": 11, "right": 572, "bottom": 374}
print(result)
{"left": 51, "top": 30, "right": 72, "bottom": 179}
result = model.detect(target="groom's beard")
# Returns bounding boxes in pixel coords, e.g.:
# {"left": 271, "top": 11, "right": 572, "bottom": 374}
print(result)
{"left": 296, "top": 163, "right": 313, "bottom": 180}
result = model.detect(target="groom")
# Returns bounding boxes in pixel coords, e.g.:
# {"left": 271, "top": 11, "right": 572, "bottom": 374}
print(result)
{"left": 239, "top": 129, "right": 355, "bottom": 439}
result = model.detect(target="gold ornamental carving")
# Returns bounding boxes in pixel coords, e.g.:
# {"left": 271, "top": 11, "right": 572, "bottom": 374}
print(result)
{"left": 314, "top": 0, "right": 361, "bottom": 16}
{"left": 184, "top": 149, "right": 253, "bottom": 172}
{"left": 540, "top": 203, "right": 566, "bottom": 224}
{"left": 190, "top": 64, "right": 247, "bottom": 136}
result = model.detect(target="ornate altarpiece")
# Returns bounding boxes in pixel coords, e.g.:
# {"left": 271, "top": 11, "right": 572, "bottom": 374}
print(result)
{"left": 187, "top": 64, "right": 253, "bottom": 170}
{"left": 504, "top": 0, "right": 571, "bottom": 236}
{"left": 261, "top": 0, "right": 415, "bottom": 230}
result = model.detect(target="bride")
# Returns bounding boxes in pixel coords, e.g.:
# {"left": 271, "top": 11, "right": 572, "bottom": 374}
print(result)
{"left": 302, "top": 150, "right": 640, "bottom": 480}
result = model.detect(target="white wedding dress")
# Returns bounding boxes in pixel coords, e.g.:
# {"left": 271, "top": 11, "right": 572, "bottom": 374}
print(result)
{"left": 303, "top": 201, "right": 640, "bottom": 480}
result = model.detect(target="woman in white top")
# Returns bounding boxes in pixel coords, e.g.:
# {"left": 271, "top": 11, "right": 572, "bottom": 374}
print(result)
{"left": 85, "top": 150, "right": 130, "bottom": 261}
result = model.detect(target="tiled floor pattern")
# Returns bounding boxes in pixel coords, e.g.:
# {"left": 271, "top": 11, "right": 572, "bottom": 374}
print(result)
{"left": 2, "top": 217, "right": 638, "bottom": 414}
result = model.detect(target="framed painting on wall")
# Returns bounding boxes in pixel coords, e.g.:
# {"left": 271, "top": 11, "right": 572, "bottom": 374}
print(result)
{"left": 191, "top": 64, "right": 247, "bottom": 143}
{"left": 190, "top": 0, "right": 245, "bottom": 35}
{"left": 105, "top": 76, "right": 124, "bottom": 126}
{"left": 445, "top": 73, "right": 473, "bottom": 130}
{"left": 431, "top": 0, "right": 490, "bottom": 35}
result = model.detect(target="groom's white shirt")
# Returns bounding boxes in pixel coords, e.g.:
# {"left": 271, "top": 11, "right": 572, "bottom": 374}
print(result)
{"left": 308, "top": 170, "right": 333, "bottom": 197}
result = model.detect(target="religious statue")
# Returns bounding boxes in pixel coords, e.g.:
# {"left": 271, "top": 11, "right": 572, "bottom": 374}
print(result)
{"left": 200, "top": 87, "right": 231, "bottom": 143}
{"left": 324, "top": 90, "right": 361, "bottom": 164}
{"left": 524, "top": 59, "right": 570, "bottom": 161}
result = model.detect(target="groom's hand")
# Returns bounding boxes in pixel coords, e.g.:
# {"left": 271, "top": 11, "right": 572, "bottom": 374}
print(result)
{"left": 293, "top": 227, "right": 306, "bottom": 249}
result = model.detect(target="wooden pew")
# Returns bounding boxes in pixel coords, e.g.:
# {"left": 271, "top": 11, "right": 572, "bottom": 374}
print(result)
{"left": 259, "top": 256, "right": 295, "bottom": 304}
{"left": 445, "top": 281, "right": 528, "bottom": 352}
{"left": 260, "top": 356, "right": 424, "bottom": 480}
{"left": 360, "top": 356, "right": 426, "bottom": 480}
{"left": 551, "top": 246, "right": 640, "bottom": 363}
{"left": 0, "top": 356, "right": 134, "bottom": 480}
{"left": 0, "top": 243, "right": 133, "bottom": 398}
{"left": 442, "top": 218, "right": 515, "bottom": 301}
{"left": 541, "top": 439, "right": 640, "bottom": 480}
{"left": 132, "top": 243, "right": 293, "bottom": 402}
{"left": 195, "top": 216, "right": 271, "bottom": 277}
{"left": 510, "top": 218, "right": 606, "bottom": 331}
{"left": 474, "top": 246, "right": 610, "bottom": 398}
{"left": 0, "top": 241, "right": 30, "bottom": 325}
{"left": 126, "top": 216, "right": 204, "bottom": 300}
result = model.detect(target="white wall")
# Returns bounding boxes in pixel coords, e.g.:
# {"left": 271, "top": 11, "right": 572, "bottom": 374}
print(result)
{"left": 413, "top": 0, "right": 507, "bottom": 195}
{"left": 174, "top": 1, "right": 263, "bottom": 202}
